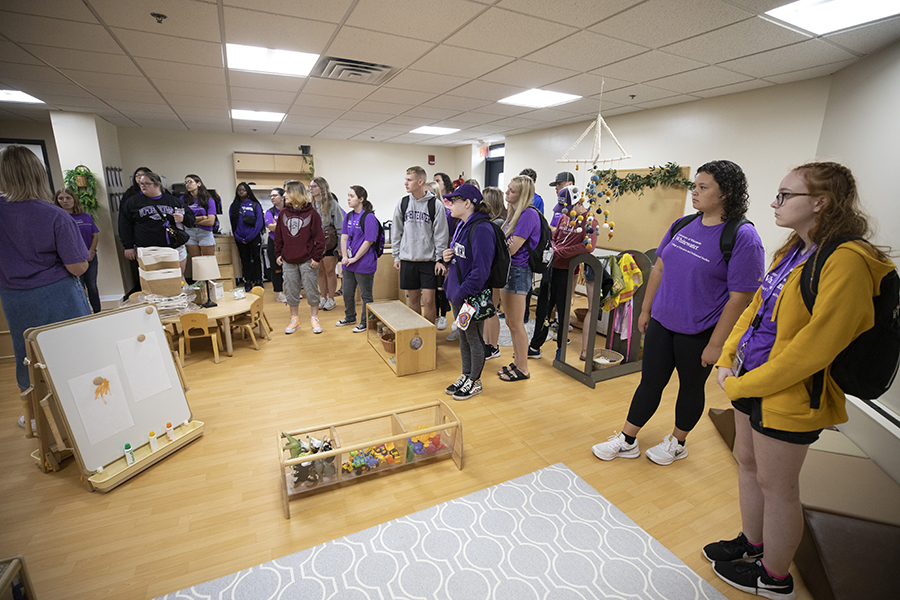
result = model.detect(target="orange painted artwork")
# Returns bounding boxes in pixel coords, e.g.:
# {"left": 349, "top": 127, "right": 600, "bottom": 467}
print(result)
{"left": 94, "top": 378, "right": 111, "bottom": 404}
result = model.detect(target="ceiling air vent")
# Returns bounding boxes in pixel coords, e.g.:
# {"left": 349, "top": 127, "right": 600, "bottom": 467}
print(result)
{"left": 310, "top": 56, "right": 395, "bottom": 85}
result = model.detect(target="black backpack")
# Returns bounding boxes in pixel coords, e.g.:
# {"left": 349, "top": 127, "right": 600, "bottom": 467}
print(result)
{"left": 358, "top": 210, "right": 385, "bottom": 258}
{"left": 800, "top": 238, "right": 900, "bottom": 405}
{"left": 400, "top": 194, "right": 438, "bottom": 224}
{"left": 669, "top": 213, "right": 752, "bottom": 264}
{"left": 467, "top": 220, "right": 510, "bottom": 289}
{"left": 524, "top": 205, "right": 553, "bottom": 273}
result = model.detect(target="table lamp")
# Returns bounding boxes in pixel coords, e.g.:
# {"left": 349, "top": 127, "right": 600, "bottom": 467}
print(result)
{"left": 192, "top": 256, "right": 221, "bottom": 308}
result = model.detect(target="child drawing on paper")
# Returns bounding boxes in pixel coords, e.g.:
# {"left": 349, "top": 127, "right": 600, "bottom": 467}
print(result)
{"left": 94, "top": 378, "right": 110, "bottom": 404}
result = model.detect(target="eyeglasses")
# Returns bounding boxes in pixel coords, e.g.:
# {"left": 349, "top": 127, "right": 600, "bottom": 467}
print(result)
{"left": 774, "top": 191, "right": 812, "bottom": 207}
{"left": 309, "top": 183, "right": 318, "bottom": 188}
{"left": 138, "top": 181, "right": 153, "bottom": 187}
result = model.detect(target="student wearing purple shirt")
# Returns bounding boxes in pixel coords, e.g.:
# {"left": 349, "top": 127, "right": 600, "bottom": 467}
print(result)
{"left": 592, "top": 160, "right": 764, "bottom": 466}
{"left": 335, "top": 186, "right": 379, "bottom": 333}
{"left": 54, "top": 188, "right": 100, "bottom": 313}
{"left": 497, "top": 175, "right": 542, "bottom": 382}
{"left": 265, "top": 187, "right": 287, "bottom": 304}
{"left": 229, "top": 182, "right": 265, "bottom": 291}
{"left": 181, "top": 174, "right": 217, "bottom": 262}
{"left": 0, "top": 146, "right": 91, "bottom": 423}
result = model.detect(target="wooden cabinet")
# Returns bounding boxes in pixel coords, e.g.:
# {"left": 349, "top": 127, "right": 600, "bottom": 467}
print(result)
{"left": 366, "top": 301, "right": 436, "bottom": 376}
{"left": 233, "top": 152, "right": 314, "bottom": 194}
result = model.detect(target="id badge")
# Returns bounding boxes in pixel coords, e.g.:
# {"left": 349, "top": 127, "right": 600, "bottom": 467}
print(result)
{"left": 732, "top": 345, "right": 745, "bottom": 374}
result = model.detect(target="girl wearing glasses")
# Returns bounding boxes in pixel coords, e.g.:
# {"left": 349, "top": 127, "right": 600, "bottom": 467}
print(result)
{"left": 705, "top": 162, "right": 894, "bottom": 598}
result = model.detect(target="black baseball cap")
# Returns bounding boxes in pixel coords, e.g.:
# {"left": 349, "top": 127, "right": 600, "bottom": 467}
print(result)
{"left": 550, "top": 171, "right": 575, "bottom": 186}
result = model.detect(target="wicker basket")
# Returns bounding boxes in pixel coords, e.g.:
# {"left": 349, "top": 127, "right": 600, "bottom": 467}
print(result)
{"left": 381, "top": 332, "right": 396, "bottom": 354}
{"left": 574, "top": 308, "right": 588, "bottom": 322}
{"left": 592, "top": 348, "right": 624, "bottom": 370}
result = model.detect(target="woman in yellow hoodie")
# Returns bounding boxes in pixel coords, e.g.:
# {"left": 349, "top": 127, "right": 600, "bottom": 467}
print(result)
{"left": 705, "top": 162, "right": 895, "bottom": 599}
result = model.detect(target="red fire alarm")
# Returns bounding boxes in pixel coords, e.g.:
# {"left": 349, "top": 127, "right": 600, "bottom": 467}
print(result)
{"left": 428, "top": 155, "right": 435, "bottom": 166}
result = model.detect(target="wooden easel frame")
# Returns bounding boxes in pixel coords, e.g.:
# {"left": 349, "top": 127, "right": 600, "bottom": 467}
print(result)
{"left": 22, "top": 303, "right": 203, "bottom": 492}
{"left": 554, "top": 250, "right": 653, "bottom": 388}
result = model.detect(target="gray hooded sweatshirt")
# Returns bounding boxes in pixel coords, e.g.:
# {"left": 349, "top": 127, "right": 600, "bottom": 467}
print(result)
{"left": 391, "top": 190, "right": 449, "bottom": 262}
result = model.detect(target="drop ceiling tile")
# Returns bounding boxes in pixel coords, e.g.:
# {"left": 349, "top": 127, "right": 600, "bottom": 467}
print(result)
{"left": 496, "top": 0, "right": 645, "bottom": 26}
{"left": 0, "top": 41, "right": 43, "bottom": 66}
{"left": 365, "top": 87, "right": 436, "bottom": 105}
{"left": 302, "top": 78, "right": 373, "bottom": 99}
{"left": 692, "top": 78, "right": 773, "bottom": 98}
{"left": 336, "top": 118, "right": 381, "bottom": 129}
{"left": 314, "top": 130, "right": 355, "bottom": 140}
{"left": 364, "top": 123, "right": 416, "bottom": 134}
{"left": 825, "top": 16, "right": 900, "bottom": 55}
{"left": 648, "top": 66, "right": 751, "bottom": 93}
{"left": 113, "top": 28, "right": 224, "bottom": 68}
{"left": 341, "top": 110, "right": 392, "bottom": 123}
{"left": 327, "top": 27, "right": 434, "bottom": 70}
{"left": 590, "top": 0, "right": 751, "bottom": 48}
{"left": 349, "top": 132, "right": 395, "bottom": 142}
{"left": 447, "top": 80, "right": 527, "bottom": 102}
{"left": 232, "top": 121, "right": 279, "bottom": 134}
{"left": 101, "top": 115, "right": 138, "bottom": 127}
{"left": 525, "top": 30, "right": 648, "bottom": 72}
{"left": 550, "top": 73, "right": 634, "bottom": 98}
{"left": 225, "top": 0, "right": 353, "bottom": 23}
{"left": 598, "top": 83, "right": 678, "bottom": 105}
{"left": 108, "top": 101, "right": 175, "bottom": 114}
{"left": 0, "top": 106, "right": 49, "bottom": 121}
{"left": 470, "top": 123, "right": 513, "bottom": 134}
{"left": 35, "top": 95, "right": 111, "bottom": 110}
{"left": 87, "top": 87, "right": 166, "bottom": 103}
{"left": 480, "top": 60, "right": 579, "bottom": 88}
{"left": 163, "top": 94, "right": 228, "bottom": 108}
{"left": 91, "top": 0, "right": 221, "bottom": 43}
{"left": 345, "top": 0, "right": 485, "bottom": 38}
{"left": 64, "top": 70, "right": 155, "bottom": 92}
{"left": 634, "top": 94, "right": 701, "bottom": 109}
{"left": 132, "top": 118, "right": 186, "bottom": 131}
{"left": 293, "top": 93, "right": 359, "bottom": 110}
{"left": 383, "top": 133, "right": 427, "bottom": 144}
{"left": 422, "top": 95, "right": 492, "bottom": 112}
{"left": 352, "top": 99, "right": 414, "bottom": 115}
{"left": 185, "top": 119, "right": 233, "bottom": 132}
{"left": 409, "top": 45, "right": 513, "bottom": 79}
{"left": 1, "top": 0, "right": 98, "bottom": 23}
{"left": 223, "top": 7, "right": 333, "bottom": 54}
{"left": 22, "top": 45, "right": 140, "bottom": 76}
{"left": 227, "top": 71, "right": 305, "bottom": 93}
{"left": 384, "top": 70, "right": 470, "bottom": 94}
{"left": 401, "top": 106, "right": 460, "bottom": 120}
{"left": 277, "top": 123, "right": 325, "bottom": 136}
{"left": 136, "top": 59, "right": 226, "bottom": 85}
{"left": 0, "top": 12, "right": 120, "bottom": 53}
{"left": 603, "top": 105, "right": 642, "bottom": 116}
{"left": 288, "top": 105, "right": 346, "bottom": 119}
{"left": 438, "top": 111, "right": 501, "bottom": 125}
{"left": 386, "top": 115, "right": 431, "bottom": 126}
{"left": 0, "top": 63, "right": 72, "bottom": 85}
{"left": 1, "top": 80, "right": 94, "bottom": 98}
{"left": 662, "top": 16, "right": 810, "bottom": 64}
{"left": 172, "top": 106, "right": 230, "bottom": 119}
{"left": 281, "top": 115, "right": 335, "bottom": 129}
{"left": 763, "top": 59, "right": 858, "bottom": 84}
{"left": 230, "top": 99, "right": 291, "bottom": 113}
{"left": 520, "top": 107, "right": 595, "bottom": 123}
{"left": 230, "top": 86, "right": 296, "bottom": 104}
{"left": 486, "top": 115, "right": 545, "bottom": 129}
{"left": 548, "top": 97, "right": 613, "bottom": 115}
{"left": 444, "top": 7, "right": 577, "bottom": 58}
{"left": 719, "top": 39, "right": 857, "bottom": 78}
{"left": 470, "top": 102, "right": 533, "bottom": 117}
{"left": 726, "top": 0, "right": 794, "bottom": 12}
{"left": 591, "top": 51, "right": 705, "bottom": 83}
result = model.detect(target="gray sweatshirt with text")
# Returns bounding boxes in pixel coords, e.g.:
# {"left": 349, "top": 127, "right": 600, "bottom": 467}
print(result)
{"left": 391, "top": 191, "right": 449, "bottom": 262}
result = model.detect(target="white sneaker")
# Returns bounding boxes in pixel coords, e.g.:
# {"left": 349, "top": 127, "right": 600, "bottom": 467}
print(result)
{"left": 275, "top": 292, "right": 287, "bottom": 303}
{"left": 436, "top": 316, "right": 447, "bottom": 330}
{"left": 352, "top": 323, "right": 367, "bottom": 333}
{"left": 17, "top": 415, "right": 36, "bottom": 431}
{"left": 311, "top": 316, "right": 323, "bottom": 334}
{"left": 446, "top": 330, "right": 459, "bottom": 341}
{"left": 592, "top": 431, "right": 639, "bottom": 461}
{"left": 285, "top": 316, "right": 300, "bottom": 334}
{"left": 318, "top": 297, "right": 326, "bottom": 309}
{"left": 645, "top": 435, "right": 688, "bottom": 465}
{"left": 323, "top": 298, "right": 337, "bottom": 311}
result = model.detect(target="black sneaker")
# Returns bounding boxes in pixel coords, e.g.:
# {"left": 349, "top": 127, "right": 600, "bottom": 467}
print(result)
{"left": 445, "top": 375, "right": 467, "bottom": 395}
{"left": 713, "top": 559, "right": 795, "bottom": 600}
{"left": 703, "top": 532, "right": 763, "bottom": 563}
{"left": 527, "top": 346, "right": 542, "bottom": 359}
{"left": 484, "top": 344, "right": 500, "bottom": 360}
{"left": 335, "top": 316, "right": 355, "bottom": 327}
{"left": 453, "top": 378, "right": 482, "bottom": 401}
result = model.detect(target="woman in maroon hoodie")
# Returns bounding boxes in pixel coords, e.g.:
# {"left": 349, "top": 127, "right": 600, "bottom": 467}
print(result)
{"left": 274, "top": 180, "right": 325, "bottom": 334}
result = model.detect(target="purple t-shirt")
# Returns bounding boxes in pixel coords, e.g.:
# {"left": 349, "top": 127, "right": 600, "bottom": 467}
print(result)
{"left": 182, "top": 195, "right": 216, "bottom": 232}
{"left": 0, "top": 197, "right": 90, "bottom": 290}
{"left": 71, "top": 212, "right": 98, "bottom": 251}
{"left": 343, "top": 210, "right": 379, "bottom": 274}
{"left": 738, "top": 244, "right": 815, "bottom": 371}
{"left": 507, "top": 206, "right": 541, "bottom": 268}
{"left": 652, "top": 216, "right": 764, "bottom": 334}
{"left": 265, "top": 206, "right": 280, "bottom": 228}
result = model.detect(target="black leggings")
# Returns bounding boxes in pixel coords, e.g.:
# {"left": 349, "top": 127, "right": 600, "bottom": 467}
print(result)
{"left": 237, "top": 235, "right": 262, "bottom": 286}
{"left": 530, "top": 267, "right": 568, "bottom": 350}
{"left": 266, "top": 237, "right": 283, "bottom": 292}
{"left": 626, "top": 318, "right": 715, "bottom": 432}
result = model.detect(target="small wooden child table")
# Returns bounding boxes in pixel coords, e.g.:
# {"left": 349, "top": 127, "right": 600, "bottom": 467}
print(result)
{"left": 366, "top": 301, "right": 436, "bottom": 376}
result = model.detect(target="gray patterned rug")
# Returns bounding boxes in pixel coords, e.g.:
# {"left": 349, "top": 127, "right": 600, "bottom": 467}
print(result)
{"left": 155, "top": 463, "right": 725, "bottom": 600}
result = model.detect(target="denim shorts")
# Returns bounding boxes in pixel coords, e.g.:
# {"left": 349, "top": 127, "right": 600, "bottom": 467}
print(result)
{"left": 504, "top": 264, "right": 532, "bottom": 295}
{"left": 186, "top": 227, "right": 215, "bottom": 246}
{"left": 176, "top": 244, "right": 187, "bottom": 262}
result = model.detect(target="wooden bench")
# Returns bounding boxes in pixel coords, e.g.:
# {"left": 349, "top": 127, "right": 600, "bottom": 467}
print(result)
{"left": 366, "top": 301, "right": 436, "bottom": 376}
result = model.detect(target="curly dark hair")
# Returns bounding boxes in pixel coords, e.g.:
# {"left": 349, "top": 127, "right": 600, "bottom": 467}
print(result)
{"left": 696, "top": 160, "right": 749, "bottom": 222}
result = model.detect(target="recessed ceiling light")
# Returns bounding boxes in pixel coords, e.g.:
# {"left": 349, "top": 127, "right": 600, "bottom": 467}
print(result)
{"left": 0, "top": 90, "right": 44, "bottom": 104}
{"left": 498, "top": 88, "right": 581, "bottom": 108}
{"left": 226, "top": 43, "right": 319, "bottom": 77}
{"left": 766, "top": 0, "right": 900, "bottom": 35}
{"left": 410, "top": 126, "right": 460, "bottom": 135}
{"left": 231, "top": 109, "right": 284, "bottom": 122}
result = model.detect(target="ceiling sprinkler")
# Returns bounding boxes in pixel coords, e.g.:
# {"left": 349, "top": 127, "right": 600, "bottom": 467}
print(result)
{"left": 150, "top": 12, "right": 167, "bottom": 24}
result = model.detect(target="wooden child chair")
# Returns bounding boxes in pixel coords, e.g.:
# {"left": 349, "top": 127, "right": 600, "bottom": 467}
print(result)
{"left": 178, "top": 312, "right": 222, "bottom": 365}
{"left": 229, "top": 295, "right": 266, "bottom": 350}
{"left": 249, "top": 286, "right": 274, "bottom": 335}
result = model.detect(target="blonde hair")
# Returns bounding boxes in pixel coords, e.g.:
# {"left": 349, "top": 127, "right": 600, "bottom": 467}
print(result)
{"left": 311, "top": 177, "right": 336, "bottom": 223}
{"left": 406, "top": 166, "right": 426, "bottom": 181}
{"left": 0, "top": 145, "right": 52, "bottom": 202}
{"left": 54, "top": 188, "right": 83, "bottom": 214}
{"left": 427, "top": 181, "right": 442, "bottom": 199}
{"left": 284, "top": 180, "right": 311, "bottom": 210}
{"left": 482, "top": 186, "right": 505, "bottom": 220}
{"left": 502, "top": 176, "right": 535, "bottom": 236}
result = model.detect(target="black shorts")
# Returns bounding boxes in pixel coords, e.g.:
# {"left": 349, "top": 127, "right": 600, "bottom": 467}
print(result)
{"left": 400, "top": 261, "right": 437, "bottom": 290}
{"left": 732, "top": 397, "right": 822, "bottom": 445}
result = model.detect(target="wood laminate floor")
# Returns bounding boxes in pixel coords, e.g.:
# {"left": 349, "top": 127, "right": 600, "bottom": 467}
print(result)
{"left": 0, "top": 286, "right": 813, "bottom": 600}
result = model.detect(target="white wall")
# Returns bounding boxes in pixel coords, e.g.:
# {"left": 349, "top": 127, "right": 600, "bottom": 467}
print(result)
{"left": 505, "top": 77, "right": 833, "bottom": 257}
{"left": 116, "top": 128, "right": 469, "bottom": 223}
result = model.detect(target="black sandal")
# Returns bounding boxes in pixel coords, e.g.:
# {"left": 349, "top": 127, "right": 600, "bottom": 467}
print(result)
{"left": 497, "top": 362, "right": 516, "bottom": 377}
{"left": 499, "top": 364, "right": 530, "bottom": 381}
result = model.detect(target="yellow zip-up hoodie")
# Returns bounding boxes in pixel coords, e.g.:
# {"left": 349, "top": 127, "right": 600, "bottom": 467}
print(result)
{"left": 716, "top": 241, "right": 895, "bottom": 432}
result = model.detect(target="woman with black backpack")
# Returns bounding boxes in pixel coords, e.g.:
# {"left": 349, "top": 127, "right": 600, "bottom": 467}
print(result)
{"left": 704, "top": 162, "right": 895, "bottom": 599}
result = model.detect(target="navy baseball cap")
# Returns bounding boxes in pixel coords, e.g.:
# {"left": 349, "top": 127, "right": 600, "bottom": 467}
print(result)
{"left": 444, "top": 184, "right": 483, "bottom": 204}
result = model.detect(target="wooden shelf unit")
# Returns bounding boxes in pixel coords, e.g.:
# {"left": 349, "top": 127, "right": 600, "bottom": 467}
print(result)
{"left": 233, "top": 152, "right": 314, "bottom": 193}
{"left": 366, "top": 301, "right": 436, "bottom": 376}
{"left": 277, "top": 401, "right": 463, "bottom": 519}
